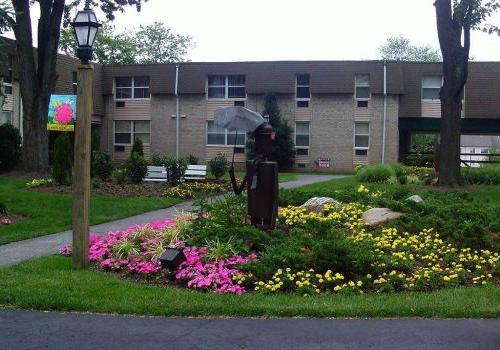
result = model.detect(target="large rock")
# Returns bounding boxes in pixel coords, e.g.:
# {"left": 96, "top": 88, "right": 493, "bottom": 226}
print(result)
{"left": 406, "top": 195, "right": 423, "bottom": 203}
{"left": 301, "top": 197, "right": 339, "bottom": 213}
{"left": 361, "top": 208, "right": 402, "bottom": 226}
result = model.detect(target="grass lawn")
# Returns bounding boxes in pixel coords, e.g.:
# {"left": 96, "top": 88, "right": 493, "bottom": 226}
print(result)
{"left": 0, "top": 177, "right": 181, "bottom": 245}
{"left": 0, "top": 256, "right": 498, "bottom": 318}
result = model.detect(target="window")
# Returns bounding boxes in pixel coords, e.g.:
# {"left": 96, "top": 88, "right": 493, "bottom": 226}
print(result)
{"left": 114, "top": 120, "right": 150, "bottom": 145}
{"left": 206, "top": 120, "right": 246, "bottom": 146}
{"left": 115, "top": 76, "right": 150, "bottom": 99}
{"left": 207, "top": 75, "right": 246, "bottom": 99}
{"left": 295, "top": 122, "right": 310, "bottom": 152}
{"left": 0, "top": 111, "right": 12, "bottom": 125}
{"left": 480, "top": 148, "right": 489, "bottom": 154}
{"left": 72, "top": 71, "right": 77, "bottom": 95}
{"left": 355, "top": 74, "right": 370, "bottom": 100}
{"left": 296, "top": 74, "right": 310, "bottom": 107}
{"left": 422, "top": 76, "right": 442, "bottom": 100}
{"left": 354, "top": 122, "right": 369, "bottom": 149}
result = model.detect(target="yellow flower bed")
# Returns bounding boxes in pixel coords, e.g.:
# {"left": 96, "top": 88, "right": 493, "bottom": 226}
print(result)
{"left": 163, "top": 182, "right": 225, "bottom": 199}
{"left": 259, "top": 185, "right": 499, "bottom": 295}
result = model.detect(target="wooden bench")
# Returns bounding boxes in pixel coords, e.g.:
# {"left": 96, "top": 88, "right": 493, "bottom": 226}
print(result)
{"left": 182, "top": 164, "right": 207, "bottom": 181}
{"left": 143, "top": 166, "right": 168, "bottom": 182}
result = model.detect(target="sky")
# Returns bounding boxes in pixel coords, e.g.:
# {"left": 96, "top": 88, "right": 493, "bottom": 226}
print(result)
{"left": 9, "top": 0, "right": 500, "bottom": 62}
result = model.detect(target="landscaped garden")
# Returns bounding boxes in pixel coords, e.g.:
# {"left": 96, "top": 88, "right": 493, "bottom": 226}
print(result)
{"left": 0, "top": 163, "right": 498, "bottom": 318}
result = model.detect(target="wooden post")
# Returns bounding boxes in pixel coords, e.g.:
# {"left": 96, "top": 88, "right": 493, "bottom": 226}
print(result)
{"left": 72, "top": 64, "right": 93, "bottom": 269}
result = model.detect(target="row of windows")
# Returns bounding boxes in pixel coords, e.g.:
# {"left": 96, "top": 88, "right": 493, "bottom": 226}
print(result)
{"left": 112, "top": 120, "right": 370, "bottom": 154}
{"left": 110, "top": 74, "right": 458, "bottom": 103}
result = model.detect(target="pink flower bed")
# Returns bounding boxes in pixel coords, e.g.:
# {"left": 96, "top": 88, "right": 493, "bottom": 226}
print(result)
{"left": 60, "top": 219, "right": 256, "bottom": 294}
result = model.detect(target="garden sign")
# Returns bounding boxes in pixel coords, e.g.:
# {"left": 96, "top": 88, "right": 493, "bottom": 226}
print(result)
{"left": 47, "top": 95, "right": 77, "bottom": 132}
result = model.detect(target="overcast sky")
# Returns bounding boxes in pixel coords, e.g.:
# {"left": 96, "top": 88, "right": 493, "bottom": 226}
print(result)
{"left": 13, "top": 0, "right": 500, "bottom": 61}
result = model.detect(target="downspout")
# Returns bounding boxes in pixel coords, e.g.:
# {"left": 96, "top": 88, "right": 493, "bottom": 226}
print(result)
{"left": 175, "top": 64, "right": 180, "bottom": 160}
{"left": 381, "top": 60, "right": 387, "bottom": 164}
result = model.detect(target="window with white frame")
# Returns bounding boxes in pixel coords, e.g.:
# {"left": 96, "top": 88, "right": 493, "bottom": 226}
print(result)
{"left": 422, "top": 76, "right": 442, "bottom": 100}
{"left": 115, "top": 76, "right": 150, "bottom": 99}
{"left": 355, "top": 74, "right": 370, "bottom": 100}
{"left": 207, "top": 75, "right": 246, "bottom": 99}
{"left": 354, "top": 122, "right": 370, "bottom": 149}
{"left": 3, "top": 62, "right": 12, "bottom": 95}
{"left": 206, "top": 120, "right": 246, "bottom": 146}
{"left": 0, "top": 111, "right": 12, "bottom": 125}
{"left": 296, "top": 74, "right": 310, "bottom": 108}
{"left": 114, "top": 120, "right": 151, "bottom": 145}
{"left": 295, "top": 121, "right": 310, "bottom": 153}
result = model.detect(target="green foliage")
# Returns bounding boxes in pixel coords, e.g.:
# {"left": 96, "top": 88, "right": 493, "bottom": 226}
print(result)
{"left": 188, "top": 154, "right": 199, "bottom": 165}
{"left": 52, "top": 134, "right": 72, "bottom": 185}
{"left": 356, "top": 164, "right": 394, "bottom": 183}
{"left": 151, "top": 154, "right": 188, "bottom": 185}
{"left": 253, "top": 91, "right": 295, "bottom": 170}
{"left": 208, "top": 153, "right": 228, "bottom": 179}
{"left": 111, "top": 168, "right": 127, "bottom": 185}
{"left": 204, "top": 237, "right": 239, "bottom": 261}
{"left": 91, "top": 130, "right": 101, "bottom": 154}
{"left": 91, "top": 151, "right": 114, "bottom": 181}
{"left": 0, "top": 201, "right": 6, "bottom": 214}
{"left": 462, "top": 166, "right": 500, "bottom": 185}
{"left": 0, "top": 124, "right": 22, "bottom": 173}
{"left": 125, "top": 153, "right": 148, "bottom": 184}
{"left": 59, "top": 22, "right": 193, "bottom": 64}
{"left": 379, "top": 36, "right": 441, "bottom": 62}
{"left": 131, "top": 137, "right": 144, "bottom": 157}
{"left": 91, "top": 177, "right": 102, "bottom": 189}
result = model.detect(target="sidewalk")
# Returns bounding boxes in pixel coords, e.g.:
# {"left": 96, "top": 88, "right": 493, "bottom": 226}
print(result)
{"left": 0, "top": 174, "right": 342, "bottom": 267}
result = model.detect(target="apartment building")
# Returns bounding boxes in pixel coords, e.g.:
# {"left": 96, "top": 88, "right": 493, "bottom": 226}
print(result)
{"left": 2, "top": 42, "right": 500, "bottom": 172}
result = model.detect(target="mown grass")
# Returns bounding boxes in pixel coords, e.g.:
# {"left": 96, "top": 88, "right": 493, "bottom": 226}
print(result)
{"left": 0, "top": 177, "right": 181, "bottom": 245}
{"left": 0, "top": 256, "right": 498, "bottom": 318}
{"left": 210, "top": 170, "right": 299, "bottom": 183}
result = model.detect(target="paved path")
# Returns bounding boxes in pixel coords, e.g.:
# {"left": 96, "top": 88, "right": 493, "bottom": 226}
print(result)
{"left": 0, "top": 309, "right": 498, "bottom": 350}
{"left": 0, "top": 174, "right": 341, "bottom": 267}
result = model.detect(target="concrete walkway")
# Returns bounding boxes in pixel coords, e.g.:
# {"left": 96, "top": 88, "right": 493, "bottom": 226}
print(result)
{"left": 1, "top": 309, "right": 498, "bottom": 350}
{"left": 0, "top": 174, "right": 342, "bottom": 267}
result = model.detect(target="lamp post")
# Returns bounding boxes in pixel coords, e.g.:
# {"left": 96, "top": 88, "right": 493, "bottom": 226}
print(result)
{"left": 70, "top": 1, "right": 101, "bottom": 269}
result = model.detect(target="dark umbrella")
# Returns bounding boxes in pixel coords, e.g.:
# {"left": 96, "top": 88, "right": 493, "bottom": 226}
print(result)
{"left": 214, "top": 106, "right": 265, "bottom": 166}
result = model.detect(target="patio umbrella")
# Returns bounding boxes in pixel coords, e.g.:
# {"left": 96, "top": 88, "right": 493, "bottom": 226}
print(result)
{"left": 214, "top": 106, "right": 266, "bottom": 166}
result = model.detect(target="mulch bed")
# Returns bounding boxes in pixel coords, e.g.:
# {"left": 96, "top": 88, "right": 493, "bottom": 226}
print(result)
{"left": 27, "top": 179, "right": 231, "bottom": 198}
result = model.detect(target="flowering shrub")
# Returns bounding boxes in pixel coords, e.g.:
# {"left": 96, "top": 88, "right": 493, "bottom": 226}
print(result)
{"left": 26, "top": 178, "right": 54, "bottom": 188}
{"left": 163, "top": 182, "right": 225, "bottom": 199}
{"left": 59, "top": 244, "right": 72, "bottom": 256}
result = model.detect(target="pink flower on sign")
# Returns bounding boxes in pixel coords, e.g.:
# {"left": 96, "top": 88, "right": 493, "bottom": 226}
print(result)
{"left": 54, "top": 103, "right": 73, "bottom": 125}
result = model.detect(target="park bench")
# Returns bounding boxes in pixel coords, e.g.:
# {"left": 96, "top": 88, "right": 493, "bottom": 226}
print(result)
{"left": 182, "top": 164, "right": 207, "bottom": 181}
{"left": 143, "top": 166, "right": 168, "bottom": 182}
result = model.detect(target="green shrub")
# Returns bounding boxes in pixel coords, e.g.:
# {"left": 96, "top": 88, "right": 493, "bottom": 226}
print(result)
{"left": 91, "top": 130, "right": 101, "bottom": 154}
{"left": 0, "top": 124, "right": 22, "bottom": 173}
{"left": 462, "top": 166, "right": 500, "bottom": 185}
{"left": 91, "top": 177, "right": 101, "bottom": 189}
{"left": 401, "top": 153, "right": 434, "bottom": 167}
{"left": 188, "top": 154, "right": 199, "bottom": 165}
{"left": 52, "top": 133, "right": 73, "bottom": 185}
{"left": 356, "top": 164, "right": 394, "bottom": 183}
{"left": 151, "top": 154, "right": 188, "bottom": 185}
{"left": 91, "top": 151, "right": 114, "bottom": 181}
{"left": 125, "top": 153, "right": 147, "bottom": 183}
{"left": 390, "top": 163, "right": 407, "bottom": 177}
{"left": 208, "top": 153, "right": 228, "bottom": 179}
{"left": 0, "top": 202, "right": 6, "bottom": 214}
{"left": 398, "top": 174, "right": 408, "bottom": 185}
{"left": 111, "top": 168, "right": 127, "bottom": 185}
{"left": 131, "top": 137, "right": 144, "bottom": 156}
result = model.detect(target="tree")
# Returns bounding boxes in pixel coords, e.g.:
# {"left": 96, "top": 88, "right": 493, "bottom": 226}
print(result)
{"left": 379, "top": 36, "right": 441, "bottom": 62}
{"left": 59, "top": 24, "right": 137, "bottom": 64}
{"left": 434, "top": 0, "right": 499, "bottom": 186}
{"left": 262, "top": 91, "right": 295, "bottom": 170}
{"left": 59, "top": 21, "right": 193, "bottom": 64}
{"left": 0, "top": 0, "right": 146, "bottom": 173}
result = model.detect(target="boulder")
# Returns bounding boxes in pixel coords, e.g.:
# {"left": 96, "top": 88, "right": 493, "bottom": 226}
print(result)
{"left": 301, "top": 197, "right": 339, "bottom": 213}
{"left": 361, "top": 208, "right": 402, "bottom": 226}
{"left": 406, "top": 195, "right": 423, "bottom": 204}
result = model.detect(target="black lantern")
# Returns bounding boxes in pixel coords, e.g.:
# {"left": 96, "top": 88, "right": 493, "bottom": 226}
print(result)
{"left": 70, "top": 1, "right": 101, "bottom": 64}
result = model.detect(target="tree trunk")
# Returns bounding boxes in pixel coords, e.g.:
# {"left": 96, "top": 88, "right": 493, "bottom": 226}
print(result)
{"left": 435, "top": 0, "right": 469, "bottom": 187}
{"left": 10, "top": 0, "right": 64, "bottom": 173}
